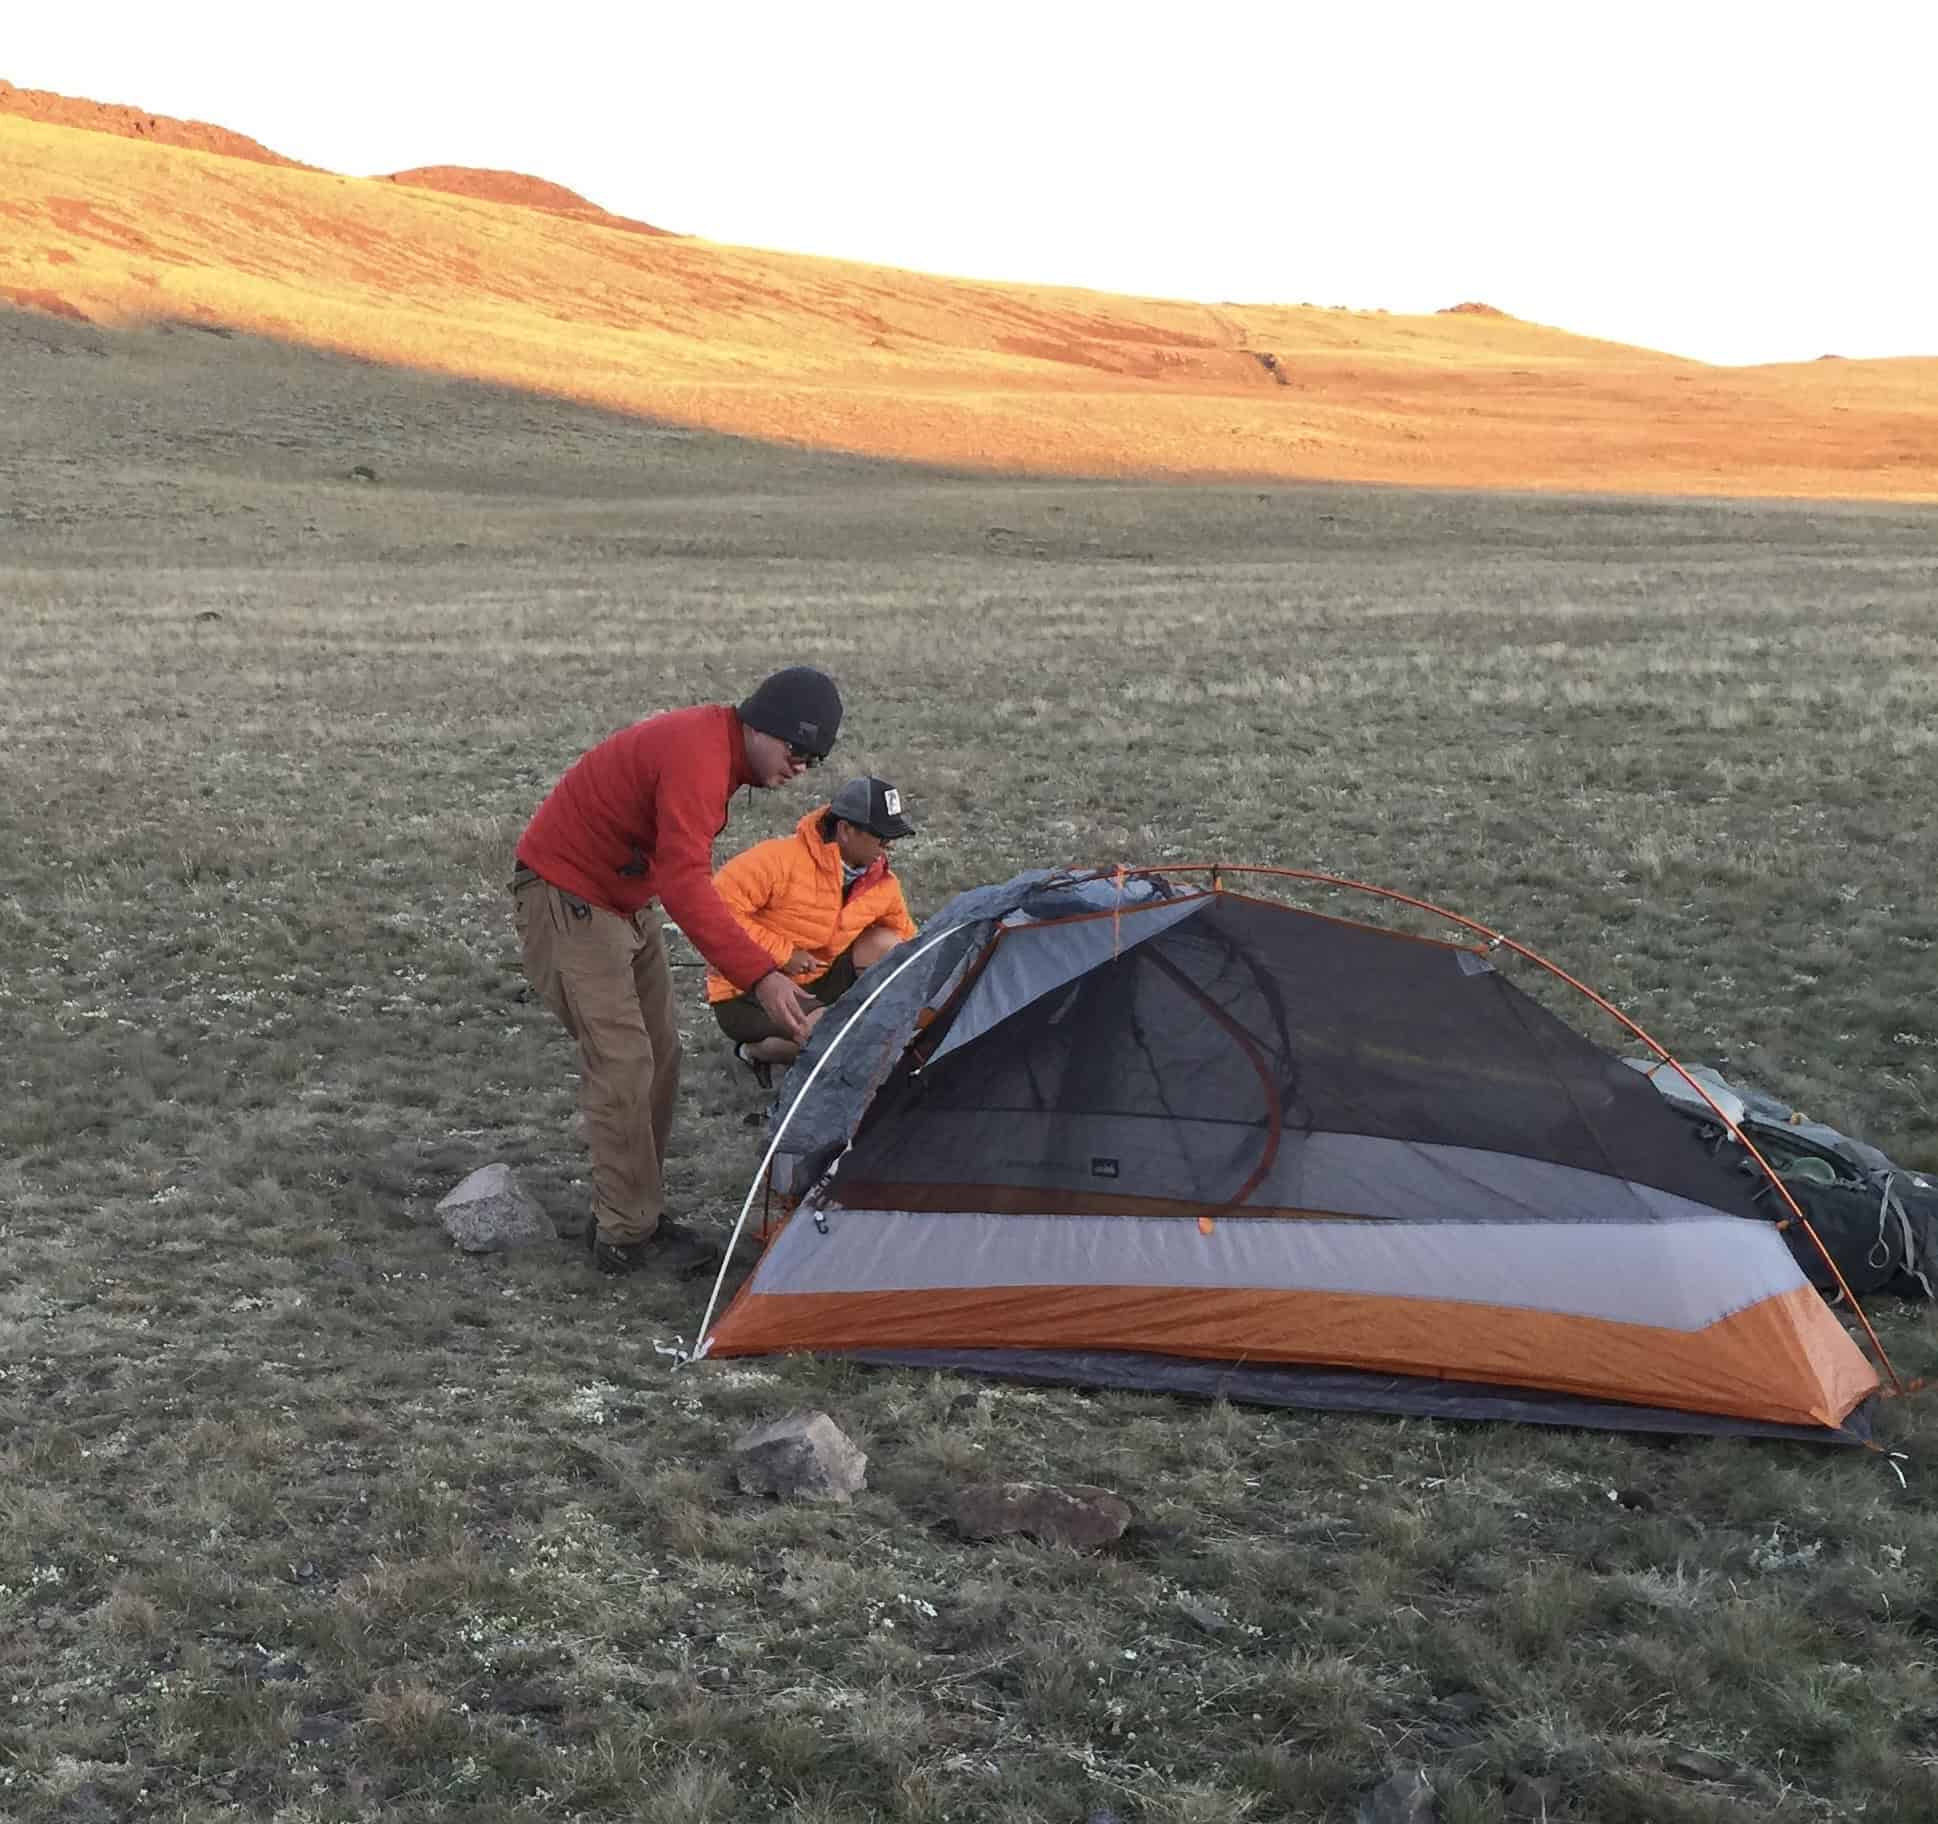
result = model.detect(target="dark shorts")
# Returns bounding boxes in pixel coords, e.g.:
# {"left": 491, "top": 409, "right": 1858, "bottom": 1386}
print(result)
{"left": 712, "top": 945, "right": 861, "bottom": 1045}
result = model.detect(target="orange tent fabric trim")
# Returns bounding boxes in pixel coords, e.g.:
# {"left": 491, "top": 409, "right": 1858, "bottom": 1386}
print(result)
{"left": 707, "top": 1281, "right": 1876, "bottom": 1431}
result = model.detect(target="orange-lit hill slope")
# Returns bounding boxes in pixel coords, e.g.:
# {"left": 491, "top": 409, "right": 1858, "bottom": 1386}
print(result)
{"left": 2, "top": 99, "right": 1934, "bottom": 499}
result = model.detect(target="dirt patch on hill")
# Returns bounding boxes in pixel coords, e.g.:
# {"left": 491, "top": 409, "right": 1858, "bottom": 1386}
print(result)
{"left": 1439, "top": 301, "right": 1509, "bottom": 317}
{"left": 382, "top": 166, "right": 671, "bottom": 237}
{"left": 0, "top": 77, "right": 312, "bottom": 169}
{"left": 1, "top": 283, "right": 87, "bottom": 321}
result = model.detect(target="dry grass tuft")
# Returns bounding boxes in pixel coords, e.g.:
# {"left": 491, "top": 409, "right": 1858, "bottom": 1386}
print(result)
{"left": 363, "top": 1677, "right": 460, "bottom": 1749}
{"left": 101, "top": 1586, "right": 160, "bottom": 1639}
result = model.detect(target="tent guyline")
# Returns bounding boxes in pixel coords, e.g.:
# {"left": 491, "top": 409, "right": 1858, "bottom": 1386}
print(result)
{"left": 687, "top": 863, "right": 1899, "bottom": 1443}
{"left": 1115, "top": 863, "right": 1907, "bottom": 1398}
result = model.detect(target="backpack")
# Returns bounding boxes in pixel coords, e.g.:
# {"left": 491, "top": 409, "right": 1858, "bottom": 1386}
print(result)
{"left": 1627, "top": 1056, "right": 1938, "bottom": 1302}
{"left": 1737, "top": 1118, "right": 1938, "bottom": 1302}
{"left": 1761, "top": 1168, "right": 1938, "bottom": 1302}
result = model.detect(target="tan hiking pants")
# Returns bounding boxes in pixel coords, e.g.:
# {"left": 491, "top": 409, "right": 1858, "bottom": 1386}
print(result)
{"left": 512, "top": 874, "right": 681, "bottom": 1245}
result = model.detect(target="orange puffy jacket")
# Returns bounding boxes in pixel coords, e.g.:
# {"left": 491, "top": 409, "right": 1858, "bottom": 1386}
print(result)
{"left": 704, "top": 806, "right": 917, "bottom": 1004}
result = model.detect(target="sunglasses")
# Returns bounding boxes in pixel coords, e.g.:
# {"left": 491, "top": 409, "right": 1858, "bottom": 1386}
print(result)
{"left": 785, "top": 742, "right": 823, "bottom": 768}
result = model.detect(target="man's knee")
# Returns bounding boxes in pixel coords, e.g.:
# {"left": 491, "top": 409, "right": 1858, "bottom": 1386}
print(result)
{"left": 853, "top": 926, "right": 898, "bottom": 969}
{"left": 714, "top": 997, "right": 781, "bottom": 1048}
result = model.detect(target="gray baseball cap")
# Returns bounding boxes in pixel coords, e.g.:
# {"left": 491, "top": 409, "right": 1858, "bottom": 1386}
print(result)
{"left": 827, "top": 776, "right": 915, "bottom": 841}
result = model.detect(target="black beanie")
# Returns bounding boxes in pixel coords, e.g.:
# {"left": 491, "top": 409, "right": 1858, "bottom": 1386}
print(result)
{"left": 737, "top": 667, "right": 843, "bottom": 757}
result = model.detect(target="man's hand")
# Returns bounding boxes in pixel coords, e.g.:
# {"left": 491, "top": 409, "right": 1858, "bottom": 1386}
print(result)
{"left": 783, "top": 948, "right": 821, "bottom": 977}
{"left": 753, "top": 970, "right": 818, "bottom": 1045}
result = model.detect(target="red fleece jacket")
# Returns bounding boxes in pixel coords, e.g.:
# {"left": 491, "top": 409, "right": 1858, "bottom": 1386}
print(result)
{"left": 516, "top": 705, "right": 780, "bottom": 991}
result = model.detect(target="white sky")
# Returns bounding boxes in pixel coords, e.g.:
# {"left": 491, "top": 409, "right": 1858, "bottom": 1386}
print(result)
{"left": 8, "top": 2, "right": 1935, "bottom": 366}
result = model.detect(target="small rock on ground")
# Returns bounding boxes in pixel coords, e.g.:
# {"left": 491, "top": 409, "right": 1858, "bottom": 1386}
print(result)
{"left": 1175, "top": 1595, "right": 1235, "bottom": 1636}
{"left": 435, "top": 1163, "right": 551, "bottom": 1252}
{"left": 953, "top": 1482, "right": 1133, "bottom": 1550}
{"left": 1358, "top": 1766, "right": 1440, "bottom": 1824}
{"left": 1505, "top": 1772, "right": 1564, "bottom": 1818}
{"left": 730, "top": 1410, "right": 867, "bottom": 1503}
{"left": 1666, "top": 1748, "right": 1736, "bottom": 1782}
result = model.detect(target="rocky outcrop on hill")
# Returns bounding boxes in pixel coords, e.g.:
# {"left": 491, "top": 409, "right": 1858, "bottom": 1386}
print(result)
{"left": 382, "top": 166, "right": 671, "bottom": 237}
{"left": 0, "top": 80, "right": 669, "bottom": 237}
{"left": 0, "top": 78, "right": 311, "bottom": 169}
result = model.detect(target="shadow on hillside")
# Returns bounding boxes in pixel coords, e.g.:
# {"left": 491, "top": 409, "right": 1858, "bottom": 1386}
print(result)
{"left": 0, "top": 299, "right": 975, "bottom": 504}
{"left": 6, "top": 302, "right": 1932, "bottom": 574}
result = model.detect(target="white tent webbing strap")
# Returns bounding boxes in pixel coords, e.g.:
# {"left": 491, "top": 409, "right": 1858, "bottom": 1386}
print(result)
{"left": 680, "top": 923, "right": 977, "bottom": 1365}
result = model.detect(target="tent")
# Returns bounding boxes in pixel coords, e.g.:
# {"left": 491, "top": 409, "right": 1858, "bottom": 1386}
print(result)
{"left": 698, "top": 869, "right": 1882, "bottom": 1444}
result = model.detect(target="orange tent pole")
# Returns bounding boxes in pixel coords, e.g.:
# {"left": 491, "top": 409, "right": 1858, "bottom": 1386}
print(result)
{"left": 1105, "top": 860, "right": 1907, "bottom": 1397}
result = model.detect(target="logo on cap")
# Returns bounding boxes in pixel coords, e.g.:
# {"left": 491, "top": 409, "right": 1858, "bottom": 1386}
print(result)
{"left": 883, "top": 787, "right": 901, "bottom": 816}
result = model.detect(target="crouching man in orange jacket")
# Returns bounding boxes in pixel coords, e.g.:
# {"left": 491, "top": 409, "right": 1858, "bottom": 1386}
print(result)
{"left": 707, "top": 776, "right": 918, "bottom": 1087}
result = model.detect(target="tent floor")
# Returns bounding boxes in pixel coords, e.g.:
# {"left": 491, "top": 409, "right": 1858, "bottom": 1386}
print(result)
{"left": 837, "top": 1347, "right": 1875, "bottom": 1446}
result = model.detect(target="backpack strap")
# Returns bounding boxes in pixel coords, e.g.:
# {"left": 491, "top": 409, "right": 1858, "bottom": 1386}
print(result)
{"left": 1881, "top": 1173, "right": 1934, "bottom": 1299}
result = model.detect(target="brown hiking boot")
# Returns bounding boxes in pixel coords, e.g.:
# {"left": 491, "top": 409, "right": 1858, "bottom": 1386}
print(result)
{"left": 583, "top": 1221, "right": 650, "bottom": 1277}
{"left": 638, "top": 1217, "right": 725, "bottom": 1279}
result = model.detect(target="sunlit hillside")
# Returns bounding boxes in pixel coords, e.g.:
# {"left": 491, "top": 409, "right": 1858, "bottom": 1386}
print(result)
{"left": 3, "top": 98, "right": 1935, "bottom": 498}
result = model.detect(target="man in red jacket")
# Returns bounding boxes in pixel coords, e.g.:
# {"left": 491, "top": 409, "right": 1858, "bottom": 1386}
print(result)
{"left": 511, "top": 667, "right": 841, "bottom": 1276}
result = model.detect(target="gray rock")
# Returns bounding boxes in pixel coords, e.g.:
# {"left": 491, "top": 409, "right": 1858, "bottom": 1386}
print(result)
{"left": 1176, "top": 1595, "right": 1235, "bottom": 1636}
{"left": 435, "top": 1164, "right": 552, "bottom": 1252}
{"left": 953, "top": 1482, "right": 1133, "bottom": 1550}
{"left": 1666, "top": 1748, "right": 1735, "bottom": 1783}
{"left": 246, "top": 1646, "right": 307, "bottom": 1683}
{"left": 1358, "top": 1767, "right": 1439, "bottom": 1824}
{"left": 59, "top": 1784, "right": 115, "bottom": 1824}
{"left": 730, "top": 1410, "right": 867, "bottom": 1503}
{"left": 1426, "top": 1691, "right": 1488, "bottom": 1749}
{"left": 1505, "top": 1772, "right": 1564, "bottom": 1818}
{"left": 292, "top": 1714, "right": 349, "bottom": 1744}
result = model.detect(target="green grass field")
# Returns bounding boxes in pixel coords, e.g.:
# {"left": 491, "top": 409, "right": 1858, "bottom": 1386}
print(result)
{"left": 5, "top": 309, "right": 1938, "bottom": 1822}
